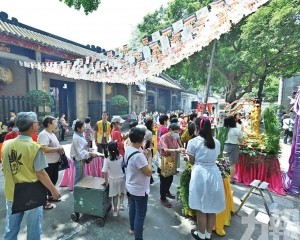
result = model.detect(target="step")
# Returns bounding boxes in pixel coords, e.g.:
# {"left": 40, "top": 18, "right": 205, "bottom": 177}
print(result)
{"left": 258, "top": 181, "right": 269, "bottom": 190}
{"left": 250, "top": 179, "right": 261, "bottom": 187}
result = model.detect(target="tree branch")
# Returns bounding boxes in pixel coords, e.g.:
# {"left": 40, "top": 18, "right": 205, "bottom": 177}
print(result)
{"left": 212, "top": 64, "right": 229, "bottom": 81}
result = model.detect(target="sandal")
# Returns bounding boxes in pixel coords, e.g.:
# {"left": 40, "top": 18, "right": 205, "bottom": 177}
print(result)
{"left": 119, "top": 204, "right": 125, "bottom": 211}
{"left": 43, "top": 202, "right": 54, "bottom": 210}
{"left": 48, "top": 197, "right": 61, "bottom": 202}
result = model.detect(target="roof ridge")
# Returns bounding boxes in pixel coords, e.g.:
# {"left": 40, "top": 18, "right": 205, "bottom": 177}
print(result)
{"left": 0, "top": 11, "right": 102, "bottom": 55}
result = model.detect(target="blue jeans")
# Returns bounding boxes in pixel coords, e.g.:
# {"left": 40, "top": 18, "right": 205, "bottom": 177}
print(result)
{"left": 73, "top": 159, "right": 83, "bottom": 185}
{"left": 129, "top": 194, "right": 148, "bottom": 240}
{"left": 4, "top": 200, "right": 43, "bottom": 240}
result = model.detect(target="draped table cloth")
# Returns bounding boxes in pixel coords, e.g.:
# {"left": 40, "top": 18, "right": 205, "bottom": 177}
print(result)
{"left": 59, "top": 156, "right": 104, "bottom": 191}
{"left": 235, "top": 154, "right": 286, "bottom": 195}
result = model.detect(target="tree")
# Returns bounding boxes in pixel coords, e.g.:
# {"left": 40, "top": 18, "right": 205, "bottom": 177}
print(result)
{"left": 59, "top": 0, "right": 101, "bottom": 14}
{"left": 110, "top": 95, "right": 129, "bottom": 108}
{"left": 134, "top": 0, "right": 300, "bottom": 103}
{"left": 25, "top": 90, "right": 54, "bottom": 113}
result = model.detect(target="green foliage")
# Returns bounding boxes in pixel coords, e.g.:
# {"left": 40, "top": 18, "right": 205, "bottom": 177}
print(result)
{"left": 134, "top": 0, "right": 300, "bottom": 102}
{"left": 262, "top": 107, "right": 281, "bottom": 155}
{"left": 25, "top": 90, "right": 54, "bottom": 113}
{"left": 246, "top": 75, "right": 279, "bottom": 102}
{"left": 215, "top": 127, "right": 229, "bottom": 158}
{"left": 110, "top": 95, "right": 129, "bottom": 108}
{"left": 59, "top": 0, "right": 101, "bottom": 14}
{"left": 178, "top": 164, "right": 192, "bottom": 215}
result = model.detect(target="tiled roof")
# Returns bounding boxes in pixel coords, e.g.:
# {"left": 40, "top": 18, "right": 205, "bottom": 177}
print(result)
{"left": 0, "top": 18, "right": 97, "bottom": 57}
{"left": 147, "top": 76, "right": 182, "bottom": 90}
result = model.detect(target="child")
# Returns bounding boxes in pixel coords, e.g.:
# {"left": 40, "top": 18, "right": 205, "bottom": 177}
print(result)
{"left": 84, "top": 117, "right": 93, "bottom": 148}
{"left": 102, "top": 141, "right": 126, "bottom": 217}
{"left": 4, "top": 121, "right": 19, "bottom": 140}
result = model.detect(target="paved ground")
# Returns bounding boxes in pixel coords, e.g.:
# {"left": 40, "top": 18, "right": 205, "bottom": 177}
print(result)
{"left": 0, "top": 138, "right": 300, "bottom": 240}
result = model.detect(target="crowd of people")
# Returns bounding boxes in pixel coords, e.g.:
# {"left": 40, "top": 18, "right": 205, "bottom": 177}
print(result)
{"left": 1, "top": 106, "right": 291, "bottom": 240}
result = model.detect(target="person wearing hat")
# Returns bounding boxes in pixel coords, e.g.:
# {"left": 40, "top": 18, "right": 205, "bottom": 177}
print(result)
{"left": 111, "top": 116, "right": 127, "bottom": 157}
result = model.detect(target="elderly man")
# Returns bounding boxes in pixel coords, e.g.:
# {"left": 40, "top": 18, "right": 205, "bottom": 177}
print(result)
{"left": 94, "top": 111, "right": 111, "bottom": 155}
{"left": 1, "top": 112, "right": 60, "bottom": 240}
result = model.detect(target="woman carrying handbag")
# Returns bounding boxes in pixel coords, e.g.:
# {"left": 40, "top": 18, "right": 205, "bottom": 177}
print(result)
{"left": 38, "top": 116, "right": 64, "bottom": 210}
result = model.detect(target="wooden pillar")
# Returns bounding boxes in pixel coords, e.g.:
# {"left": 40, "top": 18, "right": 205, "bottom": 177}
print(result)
{"left": 128, "top": 85, "right": 132, "bottom": 113}
{"left": 35, "top": 51, "right": 42, "bottom": 90}
{"left": 102, "top": 82, "right": 106, "bottom": 112}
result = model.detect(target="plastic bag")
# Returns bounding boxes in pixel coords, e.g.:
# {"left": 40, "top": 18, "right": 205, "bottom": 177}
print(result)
{"left": 153, "top": 151, "right": 161, "bottom": 168}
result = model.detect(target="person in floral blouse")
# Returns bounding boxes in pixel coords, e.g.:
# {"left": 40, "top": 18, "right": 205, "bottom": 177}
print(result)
{"left": 158, "top": 123, "right": 185, "bottom": 208}
{"left": 84, "top": 117, "right": 93, "bottom": 148}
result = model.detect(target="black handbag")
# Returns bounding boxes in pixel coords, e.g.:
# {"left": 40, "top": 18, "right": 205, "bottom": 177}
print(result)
{"left": 12, "top": 181, "right": 47, "bottom": 214}
{"left": 59, "top": 152, "right": 69, "bottom": 171}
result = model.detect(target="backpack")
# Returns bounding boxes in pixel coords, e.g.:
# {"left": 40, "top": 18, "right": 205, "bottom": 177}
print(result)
{"left": 181, "top": 122, "right": 195, "bottom": 143}
{"left": 122, "top": 151, "right": 140, "bottom": 174}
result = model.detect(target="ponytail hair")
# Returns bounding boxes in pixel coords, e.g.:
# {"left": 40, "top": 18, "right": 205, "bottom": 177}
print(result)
{"left": 195, "top": 117, "right": 215, "bottom": 149}
{"left": 107, "top": 141, "right": 119, "bottom": 161}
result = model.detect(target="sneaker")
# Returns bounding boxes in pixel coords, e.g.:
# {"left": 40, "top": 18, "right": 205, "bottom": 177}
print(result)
{"left": 160, "top": 199, "right": 172, "bottom": 208}
{"left": 166, "top": 193, "right": 176, "bottom": 199}
{"left": 113, "top": 211, "right": 118, "bottom": 217}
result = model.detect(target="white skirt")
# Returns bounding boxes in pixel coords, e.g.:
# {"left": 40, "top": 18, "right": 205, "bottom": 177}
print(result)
{"left": 108, "top": 175, "right": 127, "bottom": 197}
{"left": 189, "top": 164, "right": 225, "bottom": 213}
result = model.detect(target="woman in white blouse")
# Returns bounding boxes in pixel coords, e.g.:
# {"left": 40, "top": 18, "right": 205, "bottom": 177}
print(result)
{"left": 38, "top": 116, "right": 64, "bottom": 209}
{"left": 224, "top": 115, "right": 244, "bottom": 183}
{"left": 70, "top": 120, "right": 98, "bottom": 184}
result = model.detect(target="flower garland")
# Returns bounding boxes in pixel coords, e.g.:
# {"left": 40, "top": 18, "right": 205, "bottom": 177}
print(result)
{"left": 18, "top": 0, "right": 270, "bottom": 84}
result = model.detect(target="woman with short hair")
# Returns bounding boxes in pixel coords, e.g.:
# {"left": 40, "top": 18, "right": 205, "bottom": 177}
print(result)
{"left": 158, "top": 123, "right": 185, "bottom": 208}
{"left": 70, "top": 120, "right": 98, "bottom": 184}
{"left": 38, "top": 116, "right": 64, "bottom": 209}
{"left": 224, "top": 115, "right": 243, "bottom": 183}
{"left": 125, "top": 127, "right": 152, "bottom": 240}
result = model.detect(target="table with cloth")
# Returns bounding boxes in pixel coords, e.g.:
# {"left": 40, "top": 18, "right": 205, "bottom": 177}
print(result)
{"left": 59, "top": 156, "right": 104, "bottom": 191}
{"left": 234, "top": 153, "right": 286, "bottom": 195}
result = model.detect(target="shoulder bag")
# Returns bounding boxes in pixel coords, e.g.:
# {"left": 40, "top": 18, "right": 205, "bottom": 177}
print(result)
{"left": 8, "top": 149, "right": 47, "bottom": 214}
{"left": 59, "top": 152, "right": 69, "bottom": 171}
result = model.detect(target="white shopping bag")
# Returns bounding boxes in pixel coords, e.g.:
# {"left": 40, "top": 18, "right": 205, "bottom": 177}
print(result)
{"left": 152, "top": 151, "right": 161, "bottom": 169}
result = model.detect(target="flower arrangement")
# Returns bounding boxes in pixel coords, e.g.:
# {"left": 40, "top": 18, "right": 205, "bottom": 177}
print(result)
{"left": 177, "top": 162, "right": 192, "bottom": 216}
{"left": 239, "top": 144, "right": 267, "bottom": 157}
{"left": 216, "top": 156, "right": 230, "bottom": 178}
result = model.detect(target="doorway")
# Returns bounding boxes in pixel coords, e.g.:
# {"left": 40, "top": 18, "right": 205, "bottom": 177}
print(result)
{"left": 50, "top": 80, "right": 76, "bottom": 122}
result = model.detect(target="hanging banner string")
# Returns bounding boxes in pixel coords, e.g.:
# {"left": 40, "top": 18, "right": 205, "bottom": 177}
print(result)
{"left": 18, "top": 0, "right": 270, "bottom": 85}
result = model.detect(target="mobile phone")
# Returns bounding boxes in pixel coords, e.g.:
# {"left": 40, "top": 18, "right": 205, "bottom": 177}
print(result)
{"left": 145, "top": 140, "right": 151, "bottom": 149}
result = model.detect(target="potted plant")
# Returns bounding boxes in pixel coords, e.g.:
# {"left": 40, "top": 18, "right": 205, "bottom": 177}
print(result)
{"left": 25, "top": 90, "right": 54, "bottom": 120}
{"left": 110, "top": 95, "right": 129, "bottom": 116}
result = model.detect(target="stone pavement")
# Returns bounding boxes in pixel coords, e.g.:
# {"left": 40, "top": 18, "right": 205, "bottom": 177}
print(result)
{"left": 0, "top": 141, "right": 300, "bottom": 240}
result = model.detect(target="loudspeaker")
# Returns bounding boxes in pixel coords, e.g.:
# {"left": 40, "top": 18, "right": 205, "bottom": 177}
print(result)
{"left": 191, "top": 101, "right": 198, "bottom": 109}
